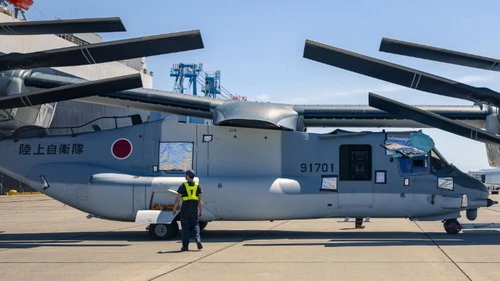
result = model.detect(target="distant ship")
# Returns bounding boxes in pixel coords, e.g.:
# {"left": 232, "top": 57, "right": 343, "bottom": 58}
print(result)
{"left": 0, "top": 9, "right": 154, "bottom": 193}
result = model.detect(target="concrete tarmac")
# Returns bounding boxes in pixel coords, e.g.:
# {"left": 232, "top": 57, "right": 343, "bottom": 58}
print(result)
{"left": 1, "top": 194, "right": 500, "bottom": 281}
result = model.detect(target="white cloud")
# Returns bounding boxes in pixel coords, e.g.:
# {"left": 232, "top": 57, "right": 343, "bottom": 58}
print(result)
{"left": 255, "top": 94, "right": 270, "bottom": 101}
{"left": 274, "top": 83, "right": 406, "bottom": 105}
{"left": 454, "top": 75, "right": 493, "bottom": 84}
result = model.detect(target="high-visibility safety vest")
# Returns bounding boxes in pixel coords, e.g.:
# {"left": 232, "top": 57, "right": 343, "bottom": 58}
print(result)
{"left": 182, "top": 182, "right": 199, "bottom": 201}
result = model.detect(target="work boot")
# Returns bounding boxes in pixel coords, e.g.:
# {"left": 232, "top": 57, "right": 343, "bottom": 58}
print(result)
{"left": 355, "top": 222, "right": 365, "bottom": 229}
{"left": 180, "top": 247, "right": 189, "bottom": 251}
{"left": 196, "top": 241, "right": 203, "bottom": 250}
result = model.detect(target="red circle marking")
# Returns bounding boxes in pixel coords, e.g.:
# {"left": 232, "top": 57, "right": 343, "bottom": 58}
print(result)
{"left": 111, "top": 138, "right": 133, "bottom": 159}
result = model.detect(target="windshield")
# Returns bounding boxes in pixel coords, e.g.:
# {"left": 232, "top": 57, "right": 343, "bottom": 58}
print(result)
{"left": 430, "top": 148, "right": 449, "bottom": 172}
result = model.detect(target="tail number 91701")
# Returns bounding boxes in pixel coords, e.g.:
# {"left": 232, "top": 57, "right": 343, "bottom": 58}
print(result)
{"left": 300, "top": 163, "right": 334, "bottom": 173}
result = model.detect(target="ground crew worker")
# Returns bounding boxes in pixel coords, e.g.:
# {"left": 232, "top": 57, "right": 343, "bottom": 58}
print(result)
{"left": 172, "top": 169, "right": 203, "bottom": 251}
{"left": 355, "top": 217, "right": 365, "bottom": 229}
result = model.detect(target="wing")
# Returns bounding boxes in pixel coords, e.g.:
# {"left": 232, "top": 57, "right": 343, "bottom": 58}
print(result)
{"left": 296, "top": 104, "right": 488, "bottom": 128}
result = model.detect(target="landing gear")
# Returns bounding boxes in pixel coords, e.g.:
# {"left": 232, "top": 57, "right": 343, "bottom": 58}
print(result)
{"left": 148, "top": 222, "right": 179, "bottom": 240}
{"left": 199, "top": 221, "right": 208, "bottom": 230}
{"left": 443, "top": 219, "right": 462, "bottom": 234}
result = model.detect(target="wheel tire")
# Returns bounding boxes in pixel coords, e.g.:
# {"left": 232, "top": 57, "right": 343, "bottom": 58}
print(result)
{"left": 199, "top": 221, "right": 208, "bottom": 230}
{"left": 148, "top": 222, "right": 179, "bottom": 240}
{"left": 444, "top": 219, "right": 462, "bottom": 234}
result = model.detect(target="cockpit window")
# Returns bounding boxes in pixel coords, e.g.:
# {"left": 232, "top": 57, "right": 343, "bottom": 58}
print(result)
{"left": 398, "top": 155, "right": 428, "bottom": 175}
{"left": 430, "top": 149, "right": 448, "bottom": 172}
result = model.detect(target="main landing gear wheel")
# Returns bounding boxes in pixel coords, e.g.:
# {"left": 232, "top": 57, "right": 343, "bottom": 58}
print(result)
{"left": 199, "top": 221, "right": 208, "bottom": 230}
{"left": 148, "top": 222, "right": 179, "bottom": 240}
{"left": 443, "top": 219, "right": 462, "bottom": 234}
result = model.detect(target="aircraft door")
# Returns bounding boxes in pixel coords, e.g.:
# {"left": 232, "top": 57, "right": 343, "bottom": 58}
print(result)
{"left": 400, "top": 155, "right": 432, "bottom": 217}
{"left": 133, "top": 180, "right": 147, "bottom": 214}
{"left": 337, "top": 145, "right": 374, "bottom": 207}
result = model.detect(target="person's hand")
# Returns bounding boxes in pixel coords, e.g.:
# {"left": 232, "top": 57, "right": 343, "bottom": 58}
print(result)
{"left": 199, "top": 210, "right": 203, "bottom": 217}
{"left": 172, "top": 209, "right": 177, "bottom": 216}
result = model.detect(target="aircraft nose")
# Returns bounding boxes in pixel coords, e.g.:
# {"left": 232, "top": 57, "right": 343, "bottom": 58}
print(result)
{"left": 487, "top": 198, "right": 498, "bottom": 207}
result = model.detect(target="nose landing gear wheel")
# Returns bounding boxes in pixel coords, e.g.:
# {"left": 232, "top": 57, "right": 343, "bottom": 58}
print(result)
{"left": 443, "top": 219, "right": 462, "bottom": 234}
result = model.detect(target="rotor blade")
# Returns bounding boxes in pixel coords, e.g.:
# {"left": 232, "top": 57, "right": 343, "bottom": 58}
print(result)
{"left": 0, "top": 17, "right": 126, "bottom": 35}
{"left": 303, "top": 40, "right": 500, "bottom": 107}
{"left": 0, "top": 30, "right": 203, "bottom": 71}
{"left": 0, "top": 73, "right": 142, "bottom": 109}
{"left": 368, "top": 92, "right": 500, "bottom": 145}
{"left": 23, "top": 72, "right": 221, "bottom": 118}
{"left": 380, "top": 38, "right": 500, "bottom": 71}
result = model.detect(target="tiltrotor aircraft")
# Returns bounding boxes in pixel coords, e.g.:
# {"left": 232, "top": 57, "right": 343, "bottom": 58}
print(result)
{"left": 0, "top": 18, "right": 499, "bottom": 240}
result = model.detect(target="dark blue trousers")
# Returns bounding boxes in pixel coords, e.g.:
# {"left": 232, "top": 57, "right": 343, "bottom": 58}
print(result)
{"left": 181, "top": 212, "right": 200, "bottom": 249}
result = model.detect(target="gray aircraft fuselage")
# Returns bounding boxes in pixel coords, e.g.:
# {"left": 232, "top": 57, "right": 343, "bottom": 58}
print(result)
{"left": 0, "top": 117, "right": 491, "bottom": 224}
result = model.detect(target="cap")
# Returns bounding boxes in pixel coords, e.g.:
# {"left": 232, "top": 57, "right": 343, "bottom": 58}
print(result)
{"left": 185, "top": 169, "right": 196, "bottom": 178}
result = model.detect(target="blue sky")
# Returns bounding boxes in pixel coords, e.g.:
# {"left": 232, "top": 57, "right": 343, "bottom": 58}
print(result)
{"left": 25, "top": 0, "right": 500, "bottom": 172}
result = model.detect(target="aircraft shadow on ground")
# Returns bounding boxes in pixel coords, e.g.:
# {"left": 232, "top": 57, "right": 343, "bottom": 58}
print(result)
{"left": 0, "top": 231, "right": 144, "bottom": 249}
{"left": 1, "top": 228, "right": 499, "bottom": 249}
{"left": 240, "top": 229, "right": 500, "bottom": 247}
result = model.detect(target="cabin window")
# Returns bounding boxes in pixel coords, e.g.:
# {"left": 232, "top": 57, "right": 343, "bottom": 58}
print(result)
{"left": 375, "top": 170, "right": 386, "bottom": 184}
{"left": 404, "top": 178, "right": 410, "bottom": 186}
{"left": 321, "top": 176, "right": 338, "bottom": 191}
{"left": 339, "top": 145, "right": 372, "bottom": 181}
{"left": 158, "top": 142, "right": 194, "bottom": 172}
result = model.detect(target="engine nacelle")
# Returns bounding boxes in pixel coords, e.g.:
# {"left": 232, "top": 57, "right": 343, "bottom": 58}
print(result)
{"left": 213, "top": 102, "right": 304, "bottom": 131}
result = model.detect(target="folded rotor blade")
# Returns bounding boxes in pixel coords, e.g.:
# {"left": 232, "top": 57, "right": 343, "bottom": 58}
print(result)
{"left": 23, "top": 72, "right": 221, "bottom": 119}
{"left": 0, "top": 30, "right": 203, "bottom": 71}
{"left": 368, "top": 92, "right": 500, "bottom": 145}
{"left": 0, "top": 73, "right": 142, "bottom": 109}
{"left": 303, "top": 40, "right": 500, "bottom": 107}
{"left": 380, "top": 38, "right": 500, "bottom": 71}
{"left": 0, "top": 17, "right": 126, "bottom": 35}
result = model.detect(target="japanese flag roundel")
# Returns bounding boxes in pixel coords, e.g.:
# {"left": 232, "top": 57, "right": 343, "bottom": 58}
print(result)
{"left": 111, "top": 138, "right": 133, "bottom": 160}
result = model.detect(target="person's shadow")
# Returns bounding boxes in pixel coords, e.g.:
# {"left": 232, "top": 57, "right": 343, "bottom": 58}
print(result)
{"left": 157, "top": 249, "right": 201, "bottom": 254}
